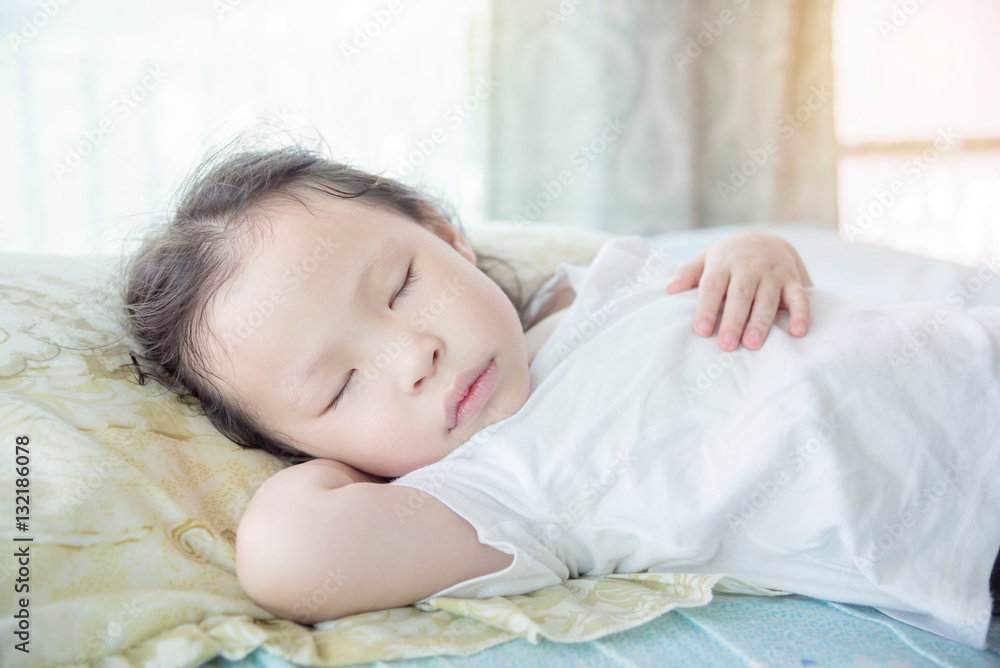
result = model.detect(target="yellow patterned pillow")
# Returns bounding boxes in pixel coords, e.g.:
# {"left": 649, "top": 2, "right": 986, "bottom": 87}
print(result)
{"left": 0, "top": 224, "right": 784, "bottom": 668}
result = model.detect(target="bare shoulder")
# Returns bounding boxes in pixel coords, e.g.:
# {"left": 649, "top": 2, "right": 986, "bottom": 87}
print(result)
{"left": 525, "top": 284, "right": 576, "bottom": 363}
{"left": 236, "top": 467, "right": 513, "bottom": 624}
{"left": 547, "top": 282, "right": 577, "bottom": 313}
{"left": 526, "top": 282, "right": 577, "bottom": 330}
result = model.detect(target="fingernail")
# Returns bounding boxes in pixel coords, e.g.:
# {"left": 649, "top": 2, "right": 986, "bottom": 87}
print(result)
{"left": 722, "top": 332, "right": 737, "bottom": 347}
{"left": 696, "top": 319, "right": 711, "bottom": 335}
{"left": 746, "top": 331, "right": 760, "bottom": 347}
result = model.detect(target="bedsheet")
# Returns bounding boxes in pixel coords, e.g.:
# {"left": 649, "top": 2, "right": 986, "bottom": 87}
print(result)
{"left": 205, "top": 592, "right": 1000, "bottom": 667}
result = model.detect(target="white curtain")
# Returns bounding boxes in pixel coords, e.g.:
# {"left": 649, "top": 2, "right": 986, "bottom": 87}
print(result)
{"left": 0, "top": 0, "right": 490, "bottom": 255}
{"left": 486, "top": 0, "right": 838, "bottom": 234}
{"left": 1, "top": 0, "right": 838, "bottom": 254}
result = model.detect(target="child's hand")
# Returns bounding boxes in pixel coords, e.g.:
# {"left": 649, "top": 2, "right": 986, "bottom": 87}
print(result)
{"left": 664, "top": 230, "right": 813, "bottom": 351}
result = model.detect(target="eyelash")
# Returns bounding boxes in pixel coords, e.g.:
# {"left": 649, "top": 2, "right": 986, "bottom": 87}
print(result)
{"left": 326, "top": 264, "right": 420, "bottom": 413}
{"left": 392, "top": 263, "right": 420, "bottom": 307}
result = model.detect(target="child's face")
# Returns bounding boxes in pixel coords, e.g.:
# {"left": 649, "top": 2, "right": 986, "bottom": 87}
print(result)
{"left": 201, "top": 191, "right": 531, "bottom": 477}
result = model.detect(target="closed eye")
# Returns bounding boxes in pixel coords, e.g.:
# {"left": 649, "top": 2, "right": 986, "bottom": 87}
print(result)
{"left": 326, "top": 370, "right": 355, "bottom": 413}
{"left": 325, "top": 262, "right": 420, "bottom": 414}
{"left": 391, "top": 262, "right": 420, "bottom": 308}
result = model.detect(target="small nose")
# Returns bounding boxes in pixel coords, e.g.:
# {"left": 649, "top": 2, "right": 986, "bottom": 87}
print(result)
{"left": 396, "top": 333, "right": 441, "bottom": 392}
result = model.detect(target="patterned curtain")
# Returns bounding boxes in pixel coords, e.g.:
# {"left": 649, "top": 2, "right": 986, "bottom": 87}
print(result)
{"left": 487, "top": 0, "right": 837, "bottom": 234}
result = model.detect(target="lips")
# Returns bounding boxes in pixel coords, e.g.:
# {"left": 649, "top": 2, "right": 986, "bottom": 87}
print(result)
{"left": 445, "top": 357, "right": 496, "bottom": 430}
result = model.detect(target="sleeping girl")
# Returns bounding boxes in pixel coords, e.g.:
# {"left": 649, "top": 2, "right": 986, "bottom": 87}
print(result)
{"left": 123, "top": 142, "right": 1000, "bottom": 650}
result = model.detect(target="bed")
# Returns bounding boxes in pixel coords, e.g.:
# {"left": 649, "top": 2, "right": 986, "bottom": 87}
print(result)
{"left": 2, "top": 220, "right": 1000, "bottom": 668}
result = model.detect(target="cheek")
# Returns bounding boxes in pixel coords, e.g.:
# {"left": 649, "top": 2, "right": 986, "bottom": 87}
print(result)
{"left": 460, "top": 268, "right": 519, "bottom": 324}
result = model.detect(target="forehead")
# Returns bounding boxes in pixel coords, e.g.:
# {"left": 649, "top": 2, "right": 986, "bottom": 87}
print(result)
{"left": 263, "top": 189, "right": 393, "bottom": 238}
{"left": 196, "top": 192, "right": 403, "bottom": 385}
{"left": 235, "top": 190, "right": 410, "bottom": 280}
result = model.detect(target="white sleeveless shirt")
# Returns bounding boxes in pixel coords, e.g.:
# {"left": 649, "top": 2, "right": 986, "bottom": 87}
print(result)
{"left": 389, "top": 235, "right": 1000, "bottom": 649}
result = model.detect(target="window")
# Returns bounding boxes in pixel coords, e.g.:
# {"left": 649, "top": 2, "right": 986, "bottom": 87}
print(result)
{"left": 833, "top": 0, "right": 1000, "bottom": 265}
{"left": 0, "top": 0, "right": 491, "bottom": 255}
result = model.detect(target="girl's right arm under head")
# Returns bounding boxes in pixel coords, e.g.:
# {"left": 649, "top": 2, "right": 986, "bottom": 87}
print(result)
{"left": 236, "top": 462, "right": 511, "bottom": 624}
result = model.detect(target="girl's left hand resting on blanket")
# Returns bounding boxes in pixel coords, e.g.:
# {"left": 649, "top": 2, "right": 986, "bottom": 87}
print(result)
{"left": 665, "top": 229, "right": 813, "bottom": 351}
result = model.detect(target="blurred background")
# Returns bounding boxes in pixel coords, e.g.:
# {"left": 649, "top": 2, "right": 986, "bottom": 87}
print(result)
{"left": 1, "top": 0, "right": 998, "bottom": 265}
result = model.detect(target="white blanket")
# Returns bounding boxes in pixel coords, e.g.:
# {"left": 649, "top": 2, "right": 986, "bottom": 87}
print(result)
{"left": 391, "top": 235, "right": 1000, "bottom": 649}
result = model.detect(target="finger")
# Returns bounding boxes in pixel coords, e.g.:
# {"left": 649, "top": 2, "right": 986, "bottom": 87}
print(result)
{"left": 782, "top": 283, "right": 811, "bottom": 336}
{"left": 691, "top": 269, "right": 730, "bottom": 337}
{"left": 741, "top": 282, "right": 782, "bottom": 350}
{"left": 666, "top": 253, "right": 705, "bottom": 294}
{"left": 716, "top": 277, "right": 759, "bottom": 351}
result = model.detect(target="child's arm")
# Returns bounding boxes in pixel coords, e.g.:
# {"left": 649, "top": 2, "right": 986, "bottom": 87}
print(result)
{"left": 665, "top": 230, "right": 813, "bottom": 352}
{"left": 235, "top": 463, "right": 512, "bottom": 624}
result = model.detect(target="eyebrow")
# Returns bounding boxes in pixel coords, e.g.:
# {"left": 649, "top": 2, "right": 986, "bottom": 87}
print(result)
{"left": 287, "top": 238, "right": 399, "bottom": 411}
